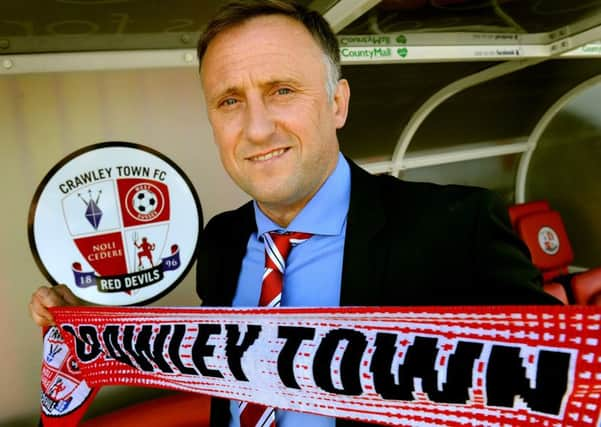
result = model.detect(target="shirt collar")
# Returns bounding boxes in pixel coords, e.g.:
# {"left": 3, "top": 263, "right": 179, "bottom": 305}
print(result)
{"left": 253, "top": 152, "right": 350, "bottom": 237}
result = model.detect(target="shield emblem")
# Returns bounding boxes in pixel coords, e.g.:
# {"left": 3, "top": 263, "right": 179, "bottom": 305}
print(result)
{"left": 63, "top": 178, "right": 172, "bottom": 294}
{"left": 62, "top": 178, "right": 171, "bottom": 292}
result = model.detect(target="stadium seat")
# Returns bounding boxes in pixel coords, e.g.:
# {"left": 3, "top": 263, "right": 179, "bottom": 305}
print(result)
{"left": 81, "top": 392, "right": 210, "bottom": 427}
{"left": 508, "top": 201, "right": 601, "bottom": 305}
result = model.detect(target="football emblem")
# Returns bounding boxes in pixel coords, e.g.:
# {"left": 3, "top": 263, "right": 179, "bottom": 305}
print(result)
{"left": 134, "top": 188, "right": 158, "bottom": 215}
{"left": 124, "top": 182, "right": 166, "bottom": 223}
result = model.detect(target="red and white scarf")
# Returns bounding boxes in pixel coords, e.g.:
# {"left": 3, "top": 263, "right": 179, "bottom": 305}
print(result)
{"left": 41, "top": 305, "right": 601, "bottom": 426}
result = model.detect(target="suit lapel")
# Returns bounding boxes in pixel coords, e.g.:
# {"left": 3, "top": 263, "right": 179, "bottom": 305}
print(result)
{"left": 340, "top": 160, "right": 387, "bottom": 306}
{"left": 218, "top": 201, "right": 256, "bottom": 306}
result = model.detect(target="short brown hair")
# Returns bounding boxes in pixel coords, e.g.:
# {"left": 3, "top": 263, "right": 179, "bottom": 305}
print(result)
{"left": 197, "top": 0, "right": 341, "bottom": 92}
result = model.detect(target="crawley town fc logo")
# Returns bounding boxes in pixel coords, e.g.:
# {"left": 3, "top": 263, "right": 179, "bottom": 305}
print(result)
{"left": 41, "top": 326, "right": 93, "bottom": 417}
{"left": 538, "top": 226, "right": 560, "bottom": 255}
{"left": 29, "top": 142, "right": 201, "bottom": 306}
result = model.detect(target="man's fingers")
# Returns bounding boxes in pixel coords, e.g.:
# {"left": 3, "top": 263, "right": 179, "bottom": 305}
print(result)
{"left": 29, "top": 285, "right": 79, "bottom": 328}
{"left": 29, "top": 293, "right": 56, "bottom": 327}
{"left": 54, "top": 284, "right": 80, "bottom": 306}
{"left": 33, "top": 286, "right": 67, "bottom": 307}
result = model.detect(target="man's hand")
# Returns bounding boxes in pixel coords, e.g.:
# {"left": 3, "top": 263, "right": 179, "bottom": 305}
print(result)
{"left": 29, "top": 284, "right": 80, "bottom": 327}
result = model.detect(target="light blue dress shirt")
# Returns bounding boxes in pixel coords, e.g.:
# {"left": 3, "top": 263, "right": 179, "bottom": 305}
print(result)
{"left": 228, "top": 152, "right": 351, "bottom": 427}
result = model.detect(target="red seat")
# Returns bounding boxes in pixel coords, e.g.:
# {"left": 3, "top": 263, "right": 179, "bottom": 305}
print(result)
{"left": 508, "top": 200, "right": 550, "bottom": 230}
{"left": 540, "top": 282, "right": 569, "bottom": 305}
{"left": 81, "top": 392, "right": 211, "bottom": 427}
{"left": 571, "top": 268, "right": 601, "bottom": 306}
{"left": 508, "top": 201, "right": 601, "bottom": 306}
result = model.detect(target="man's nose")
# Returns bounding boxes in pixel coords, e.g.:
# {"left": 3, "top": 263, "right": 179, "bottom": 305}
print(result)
{"left": 244, "top": 96, "right": 275, "bottom": 143}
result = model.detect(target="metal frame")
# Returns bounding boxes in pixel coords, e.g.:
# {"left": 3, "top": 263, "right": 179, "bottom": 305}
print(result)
{"left": 402, "top": 138, "right": 531, "bottom": 170}
{"left": 380, "top": 20, "right": 601, "bottom": 179}
{"left": 357, "top": 137, "right": 531, "bottom": 175}
{"left": 0, "top": 48, "right": 197, "bottom": 74}
{"left": 320, "top": 0, "right": 382, "bottom": 33}
{"left": 562, "top": 41, "right": 601, "bottom": 58}
{"left": 514, "top": 74, "right": 601, "bottom": 203}
{"left": 2, "top": 38, "right": 599, "bottom": 75}
{"left": 389, "top": 58, "right": 543, "bottom": 177}
{"left": 1, "top": 25, "right": 600, "bottom": 73}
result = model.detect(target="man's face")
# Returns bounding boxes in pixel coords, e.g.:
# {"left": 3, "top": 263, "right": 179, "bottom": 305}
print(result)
{"left": 201, "top": 15, "right": 349, "bottom": 218}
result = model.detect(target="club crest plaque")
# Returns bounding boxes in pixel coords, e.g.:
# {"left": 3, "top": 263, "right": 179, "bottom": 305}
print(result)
{"left": 29, "top": 142, "right": 202, "bottom": 305}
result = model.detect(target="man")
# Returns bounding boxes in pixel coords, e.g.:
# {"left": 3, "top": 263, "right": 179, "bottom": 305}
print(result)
{"left": 30, "top": 1, "right": 559, "bottom": 426}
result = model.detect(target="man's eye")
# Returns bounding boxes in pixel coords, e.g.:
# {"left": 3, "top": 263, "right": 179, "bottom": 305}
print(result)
{"left": 276, "top": 88, "right": 292, "bottom": 95}
{"left": 221, "top": 98, "right": 238, "bottom": 107}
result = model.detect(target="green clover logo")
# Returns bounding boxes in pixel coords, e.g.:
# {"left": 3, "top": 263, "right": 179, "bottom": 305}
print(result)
{"left": 397, "top": 47, "right": 408, "bottom": 58}
{"left": 396, "top": 34, "right": 407, "bottom": 44}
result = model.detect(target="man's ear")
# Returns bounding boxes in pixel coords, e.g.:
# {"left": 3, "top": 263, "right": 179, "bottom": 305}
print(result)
{"left": 332, "top": 79, "right": 350, "bottom": 129}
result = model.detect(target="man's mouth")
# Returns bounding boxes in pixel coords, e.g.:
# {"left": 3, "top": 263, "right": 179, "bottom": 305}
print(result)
{"left": 248, "top": 148, "right": 289, "bottom": 162}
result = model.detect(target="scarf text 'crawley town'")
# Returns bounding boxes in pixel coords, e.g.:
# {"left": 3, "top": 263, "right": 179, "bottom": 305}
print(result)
{"left": 41, "top": 305, "right": 601, "bottom": 426}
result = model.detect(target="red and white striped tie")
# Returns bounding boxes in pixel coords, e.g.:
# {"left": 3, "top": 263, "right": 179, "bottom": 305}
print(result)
{"left": 239, "top": 231, "right": 312, "bottom": 427}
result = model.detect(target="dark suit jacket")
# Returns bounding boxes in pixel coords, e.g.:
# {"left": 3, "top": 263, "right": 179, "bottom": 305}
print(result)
{"left": 196, "top": 159, "right": 559, "bottom": 426}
